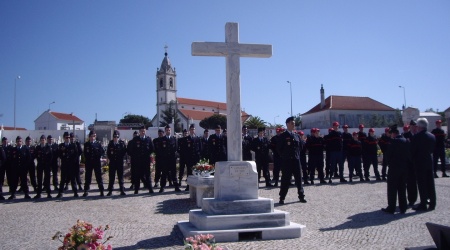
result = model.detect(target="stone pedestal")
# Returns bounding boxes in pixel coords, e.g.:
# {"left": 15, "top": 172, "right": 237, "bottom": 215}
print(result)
{"left": 178, "top": 161, "right": 305, "bottom": 242}
{"left": 187, "top": 175, "right": 215, "bottom": 207}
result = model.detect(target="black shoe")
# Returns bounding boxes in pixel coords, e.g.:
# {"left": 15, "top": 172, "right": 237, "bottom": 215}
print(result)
{"left": 340, "top": 178, "right": 347, "bottom": 183}
{"left": 310, "top": 180, "right": 314, "bottom": 185}
{"left": 47, "top": 194, "right": 52, "bottom": 199}
{"left": 185, "top": 186, "right": 189, "bottom": 191}
{"left": 82, "top": 192, "right": 88, "bottom": 197}
{"left": 349, "top": 179, "right": 353, "bottom": 183}
{"left": 328, "top": 179, "right": 332, "bottom": 184}
{"left": 17, "top": 187, "right": 23, "bottom": 193}
{"left": 120, "top": 191, "right": 126, "bottom": 196}
{"left": 408, "top": 202, "right": 415, "bottom": 206}
{"left": 74, "top": 193, "right": 79, "bottom": 198}
{"left": 376, "top": 177, "right": 382, "bottom": 181}
{"left": 78, "top": 185, "right": 83, "bottom": 191}
{"left": 303, "top": 180, "right": 310, "bottom": 185}
{"left": 412, "top": 204, "right": 427, "bottom": 211}
{"left": 320, "top": 179, "right": 326, "bottom": 184}
{"left": 434, "top": 173, "right": 439, "bottom": 178}
{"left": 64, "top": 185, "right": 68, "bottom": 191}
{"left": 365, "top": 177, "right": 370, "bottom": 182}
{"left": 279, "top": 200, "right": 285, "bottom": 205}
{"left": 274, "top": 182, "right": 278, "bottom": 187}
{"left": 175, "top": 187, "right": 181, "bottom": 192}
{"left": 100, "top": 191, "right": 104, "bottom": 197}
{"left": 153, "top": 183, "right": 159, "bottom": 188}
{"left": 168, "top": 182, "right": 173, "bottom": 187}
{"left": 266, "top": 183, "right": 273, "bottom": 187}
{"left": 360, "top": 177, "right": 365, "bottom": 182}
{"left": 24, "top": 194, "right": 31, "bottom": 199}
{"left": 158, "top": 188, "right": 164, "bottom": 193}
{"left": 34, "top": 194, "right": 41, "bottom": 199}
{"left": 134, "top": 190, "right": 138, "bottom": 194}
{"left": 381, "top": 208, "right": 394, "bottom": 214}
{"left": 428, "top": 206, "right": 435, "bottom": 211}
{"left": 442, "top": 173, "right": 449, "bottom": 178}
{"left": 106, "top": 191, "right": 112, "bottom": 196}
{"left": 8, "top": 195, "right": 16, "bottom": 200}
{"left": 299, "top": 197, "right": 307, "bottom": 203}
{"left": 56, "top": 193, "right": 62, "bottom": 198}
{"left": 400, "top": 210, "right": 406, "bottom": 214}
{"left": 382, "top": 177, "right": 387, "bottom": 181}
{"left": 149, "top": 188, "right": 154, "bottom": 194}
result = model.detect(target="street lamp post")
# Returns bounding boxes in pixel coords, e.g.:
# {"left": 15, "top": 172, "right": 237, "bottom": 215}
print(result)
{"left": 48, "top": 101, "right": 55, "bottom": 111}
{"left": 398, "top": 85, "right": 406, "bottom": 110}
{"left": 287, "top": 81, "right": 293, "bottom": 116}
{"left": 14, "top": 76, "right": 21, "bottom": 130}
{"left": 47, "top": 101, "right": 55, "bottom": 130}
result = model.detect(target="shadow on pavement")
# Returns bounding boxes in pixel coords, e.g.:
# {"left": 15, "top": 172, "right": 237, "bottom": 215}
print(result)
{"left": 114, "top": 225, "right": 184, "bottom": 249}
{"left": 155, "top": 197, "right": 197, "bottom": 215}
{"left": 319, "top": 209, "right": 417, "bottom": 231}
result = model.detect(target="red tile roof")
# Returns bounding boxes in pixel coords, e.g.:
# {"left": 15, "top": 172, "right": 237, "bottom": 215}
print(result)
{"left": 2, "top": 126, "right": 27, "bottom": 130}
{"left": 177, "top": 97, "right": 227, "bottom": 110}
{"left": 303, "top": 96, "right": 395, "bottom": 115}
{"left": 50, "top": 112, "right": 83, "bottom": 122}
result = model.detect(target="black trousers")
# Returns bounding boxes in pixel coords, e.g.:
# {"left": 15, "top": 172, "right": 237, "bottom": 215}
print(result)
{"left": 308, "top": 154, "right": 324, "bottom": 181}
{"left": 132, "top": 161, "right": 152, "bottom": 192}
{"left": 59, "top": 162, "right": 77, "bottom": 194}
{"left": 66, "top": 162, "right": 82, "bottom": 187}
{"left": 255, "top": 159, "right": 271, "bottom": 184}
{"left": 9, "top": 168, "right": 29, "bottom": 195}
{"left": 84, "top": 162, "right": 104, "bottom": 191}
{"left": 178, "top": 156, "right": 188, "bottom": 182}
{"left": 348, "top": 155, "right": 363, "bottom": 179}
{"left": 416, "top": 167, "right": 436, "bottom": 207}
{"left": 36, "top": 164, "right": 51, "bottom": 195}
{"left": 27, "top": 162, "right": 37, "bottom": 189}
{"left": 160, "top": 158, "right": 178, "bottom": 188}
{"left": 279, "top": 158, "right": 304, "bottom": 200}
{"left": 108, "top": 161, "right": 124, "bottom": 191}
{"left": 0, "top": 164, "right": 6, "bottom": 195}
{"left": 51, "top": 161, "right": 59, "bottom": 188}
{"left": 386, "top": 171, "right": 407, "bottom": 212}
{"left": 406, "top": 163, "right": 417, "bottom": 204}
{"left": 433, "top": 147, "right": 446, "bottom": 173}
{"left": 272, "top": 156, "right": 281, "bottom": 182}
{"left": 363, "top": 154, "right": 380, "bottom": 178}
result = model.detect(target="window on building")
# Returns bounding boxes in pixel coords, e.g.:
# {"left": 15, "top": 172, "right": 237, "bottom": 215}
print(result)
{"left": 169, "top": 78, "right": 173, "bottom": 88}
{"left": 160, "top": 79, "right": 163, "bottom": 88}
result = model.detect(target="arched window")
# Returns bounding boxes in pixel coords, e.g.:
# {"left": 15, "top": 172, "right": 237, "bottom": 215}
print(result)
{"left": 169, "top": 78, "right": 173, "bottom": 88}
{"left": 160, "top": 79, "right": 163, "bottom": 88}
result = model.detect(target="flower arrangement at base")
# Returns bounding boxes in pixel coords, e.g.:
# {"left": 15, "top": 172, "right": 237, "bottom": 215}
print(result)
{"left": 52, "top": 220, "right": 113, "bottom": 250}
{"left": 184, "top": 234, "right": 224, "bottom": 250}
{"left": 192, "top": 159, "right": 215, "bottom": 177}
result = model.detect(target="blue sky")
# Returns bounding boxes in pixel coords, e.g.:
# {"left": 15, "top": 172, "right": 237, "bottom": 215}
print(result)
{"left": 1, "top": 0, "right": 449, "bottom": 129}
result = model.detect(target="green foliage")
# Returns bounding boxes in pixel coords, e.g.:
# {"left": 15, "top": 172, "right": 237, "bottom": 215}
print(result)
{"left": 244, "top": 116, "right": 267, "bottom": 129}
{"left": 199, "top": 114, "right": 227, "bottom": 129}
{"left": 120, "top": 114, "right": 152, "bottom": 128}
{"left": 159, "top": 102, "right": 181, "bottom": 132}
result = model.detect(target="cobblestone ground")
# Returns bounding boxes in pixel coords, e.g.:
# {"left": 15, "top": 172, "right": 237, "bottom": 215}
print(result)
{"left": 1, "top": 167, "right": 449, "bottom": 250}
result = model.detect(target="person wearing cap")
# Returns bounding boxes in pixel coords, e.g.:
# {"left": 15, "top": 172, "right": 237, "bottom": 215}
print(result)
{"left": 325, "top": 121, "right": 347, "bottom": 183}
{"left": 82, "top": 131, "right": 105, "bottom": 197}
{"left": 403, "top": 120, "right": 418, "bottom": 206}
{"left": 67, "top": 132, "right": 83, "bottom": 192}
{"left": 177, "top": 129, "right": 189, "bottom": 186}
{"left": 298, "top": 131, "right": 310, "bottom": 185}
{"left": 127, "top": 126, "right": 155, "bottom": 194}
{"left": 270, "top": 127, "right": 283, "bottom": 187}
{"left": 341, "top": 125, "right": 352, "bottom": 171}
{"left": 106, "top": 130, "right": 127, "bottom": 196}
{"left": 8, "top": 136, "right": 32, "bottom": 199}
{"left": 56, "top": 132, "right": 79, "bottom": 198}
{"left": 158, "top": 125, "right": 180, "bottom": 193}
{"left": 323, "top": 128, "right": 332, "bottom": 179}
{"left": 378, "top": 127, "right": 391, "bottom": 181}
{"left": 180, "top": 124, "right": 201, "bottom": 191}
{"left": 34, "top": 135, "right": 53, "bottom": 199}
{"left": 242, "top": 125, "right": 253, "bottom": 161}
{"left": 251, "top": 127, "right": 273, "bottom": 187}
{"left": 208, "top": 124, "right": 227, "bottom": 165}
{"left": 347, "top": 132, "right": 364, "bottom": 182}
{"left": 306, "top": 128, "right": 326, "bottom": 184}
{"left": 276, "top": 117, "right": 307, "bottom": 204}
{"left": 382, "top": 124, "right": 411, "bottom": 214}
{"left": 362, "top": 128, "right": 381, "bottom": 181}
{"left": 431, "top": 120, "right": 448, "bottom": 178}
{"left": 22, "top": 136, "right": 38, "bottom": 193}
{"left": 128, "top": 130, "right": 144, "bottom": 190}
{"left": 0, "top": 137, "right": 12, "bottom": 200}
{"left": 47, "top": 135, "right": 60, "bottom": 191}
{"left": 199, "top": 129, "right": 210, "bottom": 162}
{"left": 152, "top": 129, "right": 165, "bottom": 188}
{"left": 411, "top": 118, "right": 436, "bottom": 211}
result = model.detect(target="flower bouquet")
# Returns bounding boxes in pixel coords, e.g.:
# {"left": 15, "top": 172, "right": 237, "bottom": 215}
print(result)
{"left": 192, "top": 159, "right": 215, "bottom": 177}
{"left": 184, "top": 234, "right": 224, "bottom": 250}
{"left": 52, "top": 220, "right": 112, "bottom": 250}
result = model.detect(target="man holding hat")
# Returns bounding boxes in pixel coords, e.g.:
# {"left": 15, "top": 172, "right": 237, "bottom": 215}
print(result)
{"left": 106, "top": 130, "right": 127, "bottom": 196}
{"left": 34, "top": 135, "right": 53, "bottom": 198}
{"left": 276, "top": 117, "right": 306, "bottom": 204}
{"left": 57, "top": 132, "right": 79, "bottom": 198}
{"left": 431, "top": 120, "right": 449, "bottom": 178}
{"left": 82, "top": 131, "right": 105, "bottom": 197}
{"left": 0, "top": 137, "right": 11, "bottom": 200}
{"left": 251, "top": 127, "right": 273, "bottom": 187}
{"left": 9, "top": 136, "right": 32, "bottom": 199}
{"left": 381, "top": 125, "right": 411, "bottom": 214}
{"left": 208, "top": 125, "right": 227, "bottom": 165}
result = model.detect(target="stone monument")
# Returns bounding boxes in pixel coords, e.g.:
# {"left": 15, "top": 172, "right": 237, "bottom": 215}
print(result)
{"left": 177, "top": 22, "right": 305, "bottom": 242}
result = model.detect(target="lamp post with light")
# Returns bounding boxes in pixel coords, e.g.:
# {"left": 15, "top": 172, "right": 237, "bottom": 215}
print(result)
{"left": 398, "top": 85, "right": 406, "bottom": 110}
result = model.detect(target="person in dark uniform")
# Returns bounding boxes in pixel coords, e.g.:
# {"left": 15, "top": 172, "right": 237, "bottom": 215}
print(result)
{"left": 341, "top": 125, "right": 352, "bottom": 176}
{"left": 67, "top": 133, "right": 83, "bottom": 191}
{"left": 382, "top": 125, "right": 411, "bottom": 214}
{"left": 128, "top": 130, "right": 139, "bottom": 190}
{"left": 306, "top": 128, "right": 326, "bottom": 184}
{"left": 326, "top": 122, "right": 346, "bottom": 183}
{"left": 362, "top": 128, "right": 381, "bottom": 181}
{"left": 357, "top": 124, "right": 367, "bottom": 178}
{"left": 127, "top": 126, "right": 155, "bottom": 194}
{"left": 152, "top": 129, "right": 165, "bottom": 188}
{"left": 8, "top": 136, "right": 31, "bottom": 199}
{"left": 378, "top": 127, "right": 391, "bottom": 181}
{"left": 323, "top": 128, "right": 331, "bottom": 179}
{"left": 411, "top": 118, "right": 437, "bottom": 211}
{"left": 403, "top": 120, "right": 418, "bottom": 206}
{"left": 47, "top": 135, "right": 59, "bottom": 191}
{"left": 347, "top": 132, "right": 364, "bottom": 182}
{"left": 106, "top": 130, "right": 127, "bottom": 196}
{"left": 182, "top": 124, "right": 201, "bottom": 191}
{"left": 82, "top": 131, "right": 105, "bottom": 197}
{"left": 34, "top": 135, "right": 53, "bottom": 199}
{"left": 242, "top": 125, "right": 253, "bottom": 161}
{"left": 158, "top": 125, "right": 180, "bottom": 193}
{"left": 57, "top": 132, "right": 79, "bottom": 198}
{"left": 199, "top": 129, "right": 210, "bottom": 162}
{"left": 270, "top": 127, "right": 283, "bottom": 187}
{"left": 208, "top": 125, "right": 227, "bottom": 165}
{"left": 0, "top": 137, "right": 8, "bottom": 200}
{"left": 251, "top": 127, "right": 273, "bottom": 187}
{"left": 24, "top": 136, "right": 38, "bottom": 192}
{"left": 177, "top": 129, "right": 189, "bottom": 185}
{"left": 277, "top": 117, "right": 307, "bottom": 204}
{"left": 431, "top": 120, "right": 448, "bottom": 178}
{"left": 298, "top": 131, "right": 309, "bottom": 185}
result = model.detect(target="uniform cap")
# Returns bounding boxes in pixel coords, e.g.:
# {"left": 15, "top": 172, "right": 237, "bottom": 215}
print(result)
{"left": 16, "top": 136, "right": 22, "bottom": 141}
{"left": 242, "top": 125, "right": 248, "bottom": 129}
{"left": 389, "top": 124, "right": 399, "bottom": 134}
{"left": 113, "top": 130, "right": 120, "bottom": 138}
{"left": 158, "top": 129, "right": 164, "bottom": 133}
{"left": 409, "top": 120, "right": 417, "bottom": 126}
{"left": 189, "top": 124, "right": 195, "bottom": 129}
{"left": 310, "top": 128, "right": 316, "bottom": 133}
{"left": 369, "top": 128, "right": 375, "bottom": 133}
{"left": 436, "top": 120, "right": 442, "bottom": 124}
{"left": 204, "top": 129, "right": 209, "bottom": 133}
{"left": 258, "top": 127, "right": 265, "bottom": 132}
{"left": 215, "top": 124, "right": 221, "bottom": 129}
{"left": 403, "top": 125, "right": 409, "bottom": 130}
{"left": 359, "top": 124, "right": 365, "bottom": 128}
{"left": 223, "top": 129, "right": 227, "bottom": 133}
{"left": 69, "top": 132, "right": 74, "bottom": 138}
{"left": 276, "top": 127, "right": 282, "bottom": 132}
{"left": 165, "top": 125, "right": 171, "bottom": 129}
{"left": 40, "top": 135, "right": 46, "bottom": 139}
{"left": 299, "top": 131, "right": 304, "bottom": 135}
{"left": 328, "top": 128, "right": 333, "bottom": 132}
{"left": 88, "top": 131, "right": 96, "bottom": 136}
{"left": 133, "top": 131, "right": 138, "bottom": 135}
{"left": 25, "top": 136, "right": 31, "bottom": 141}
{"left": 63, "top": 132, "right": 70, "bottom": 138}
{"left": 384, "top": 127, "right": 390, "bottom": 132}
{"left": 139, "top": 125, "right": 145, "bottom": 130}
{"left": 352, "top": 131, "right": 358, "bottom": 136}
{"left": 47, "top": 135, "right": 53, "bottom": 139}
{"left": 285, "top": 116, "right": 294, "bottom": 124}
{"left": 2, "top": 137, "right": 7, "bottom": 141}
{"left": 343, "top": 125, "right": 349, "bottom": 129}
{"left": 183, "top": 129, "right": 187, "bottom": 133}
{"left": 332, "top": 121, "right": 339, "bottom": 127}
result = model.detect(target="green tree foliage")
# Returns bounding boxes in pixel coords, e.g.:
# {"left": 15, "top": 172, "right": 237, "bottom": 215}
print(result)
{"left": 244, "top": 116, "right": 267, "bottom": 129}
{"left": 160, "top": 102, "right": 181, "bottom": 132}
{"left": 294, "top": 114, "right": 302, "bottom": 128}
{"left": 199, "top": 114, "right": 227, "bottom": 129}
{"left": 119, "top": 114, "right": 152, "bottom": 128}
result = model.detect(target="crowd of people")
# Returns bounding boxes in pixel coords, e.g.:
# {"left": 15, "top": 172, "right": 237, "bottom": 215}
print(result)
{"left": 0, "top": 117, "right": 448, "bottom": 210}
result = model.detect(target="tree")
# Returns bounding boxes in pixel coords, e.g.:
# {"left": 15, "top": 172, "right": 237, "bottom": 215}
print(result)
{"left": 160, "top": 102, "right": 181, "bottom": 132}
{"left": 119, "top": 114, "right": 152, "bottom": 128}
{"left": 244, "top": 116, "right": 267, "bottom": 129}
{"left": 294, "top": 114, "right": 302, "bottom": 128}
{"left": 199, "top": 114, "right": 227, "bottom": 129}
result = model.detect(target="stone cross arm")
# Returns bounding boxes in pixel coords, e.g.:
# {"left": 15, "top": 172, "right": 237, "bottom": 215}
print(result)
{"left": 192, "top": 42, "right": 272, "bottom": 58}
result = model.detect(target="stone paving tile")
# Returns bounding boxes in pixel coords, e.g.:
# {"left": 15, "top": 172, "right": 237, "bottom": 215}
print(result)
{"left": 1, "top": 169, "right": 449, "bottom": 250}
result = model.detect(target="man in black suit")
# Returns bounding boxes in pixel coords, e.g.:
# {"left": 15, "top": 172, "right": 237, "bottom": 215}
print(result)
{"left": 382, "top": 125, "right": 411, "bottom": 214}
{"left": 158, "top": 125, "right": 180, "bottom": 193}
{"left": 179, "top": 124, "right": 201, "bottom": 191}
{"left": 252, "top": 127, "right": 273, "bottom": 187}
{"left": 242, "top": 125, "right": 253, "bottom": 161}
{"left": 208, "top": 125, "right": 227, "bottom": 165}
{"left": 276, "top": 117, "right": 306, "bottom": 204}
{"left": 82, "top": 131, "right": 105, "bottom": 197}
{"left": 56, "top": 132, "right": 79, "bottom": 198}
{"left": 0, "top": 137, "right": 11, "bottom": 200}
{"left": 106, "top": 130, "right": 127, "bottom": 196}
{"left": 411, "top": 118, "right": 437, "bottom": 211}
{"left": 8, "top": 136, "right": 31, "bottom": 199}
{"left": 34, "top": 135, "right": 53, "bottom": 199}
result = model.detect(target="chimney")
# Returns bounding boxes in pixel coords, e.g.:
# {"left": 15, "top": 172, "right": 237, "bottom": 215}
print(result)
{"left": 320, "top": 84, "right": 325, "bottom": 109}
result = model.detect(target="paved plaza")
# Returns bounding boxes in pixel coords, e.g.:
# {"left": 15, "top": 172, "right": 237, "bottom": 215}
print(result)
{"left": 1, "top": 168, "right": 449, "bottom": 250}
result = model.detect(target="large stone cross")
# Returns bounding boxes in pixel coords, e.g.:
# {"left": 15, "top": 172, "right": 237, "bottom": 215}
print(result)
{"left": 192, "top": 22, "right": 272, "bottom": 161}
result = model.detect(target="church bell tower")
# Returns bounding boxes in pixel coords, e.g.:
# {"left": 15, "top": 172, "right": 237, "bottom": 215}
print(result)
{"left": 156, "top": 46, "right": 177, "bottom": 127}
